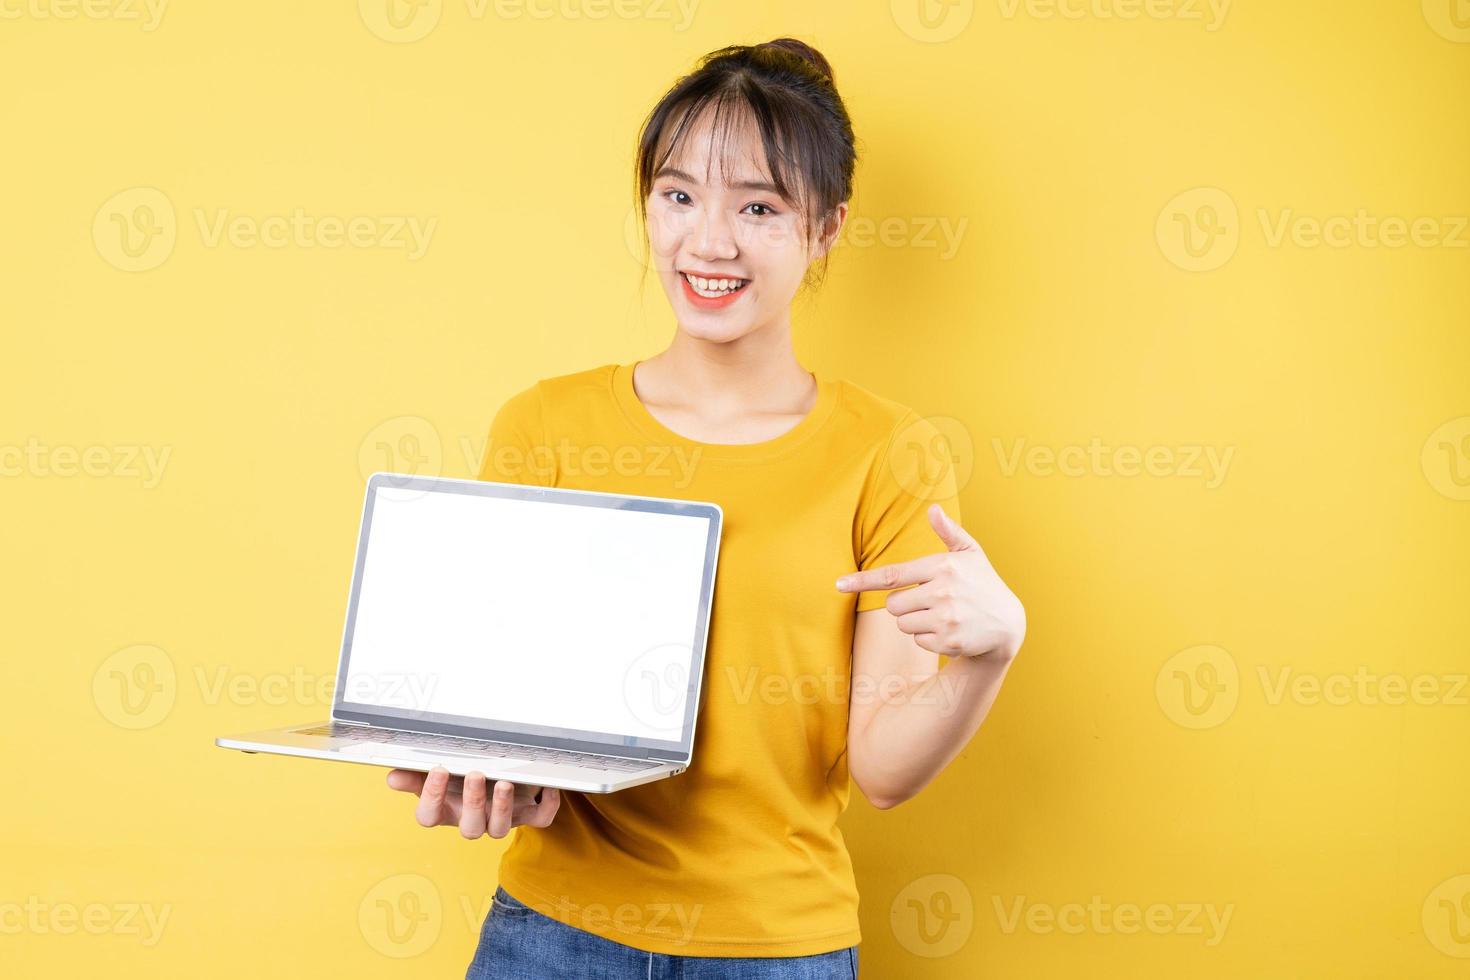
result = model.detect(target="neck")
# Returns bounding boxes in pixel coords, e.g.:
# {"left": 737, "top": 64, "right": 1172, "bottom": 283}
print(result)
{"left": 644, "top": 321, "right": 814, "bottom": 414}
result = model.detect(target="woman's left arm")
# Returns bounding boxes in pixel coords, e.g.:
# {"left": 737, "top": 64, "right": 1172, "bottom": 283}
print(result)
{"left": 835, "top": 504, "right": 1026, "bottom": 810}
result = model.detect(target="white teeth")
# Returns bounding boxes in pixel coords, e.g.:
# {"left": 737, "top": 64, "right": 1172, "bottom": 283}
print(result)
{"left": 683, "top": 273, "right": 746, "bottom": 298}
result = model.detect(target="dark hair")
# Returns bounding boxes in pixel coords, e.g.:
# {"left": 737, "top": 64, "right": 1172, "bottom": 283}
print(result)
{"left": 633, "top": 37, "right": 857, "bottom": 289}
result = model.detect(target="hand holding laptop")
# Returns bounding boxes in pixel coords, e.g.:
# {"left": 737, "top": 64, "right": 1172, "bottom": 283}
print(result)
{"left": 387, "top": 766, "right": 561, "bottom": 839}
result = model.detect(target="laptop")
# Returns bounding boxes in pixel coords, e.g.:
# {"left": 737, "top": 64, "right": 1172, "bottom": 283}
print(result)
{"left": 216, "top": 471, "right": 723, "bottom": 793}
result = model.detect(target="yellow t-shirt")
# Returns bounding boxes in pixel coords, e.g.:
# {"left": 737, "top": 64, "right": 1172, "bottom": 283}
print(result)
{"left": 477, "top": 361, "right": 961, "bottom": 957}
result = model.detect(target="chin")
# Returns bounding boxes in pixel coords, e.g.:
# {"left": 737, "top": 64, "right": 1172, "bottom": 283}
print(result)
{"left": 677, "top": 316, "right": 755, "bottom": 344}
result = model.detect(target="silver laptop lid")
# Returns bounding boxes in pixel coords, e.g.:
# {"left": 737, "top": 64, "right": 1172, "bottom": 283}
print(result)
{"left": 331, "top": 472, "right": 722, "bottom": 763}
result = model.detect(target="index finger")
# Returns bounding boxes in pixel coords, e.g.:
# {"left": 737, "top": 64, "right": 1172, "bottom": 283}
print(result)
{"left": 835, "top": 553, "right": 940, "bottom": 594}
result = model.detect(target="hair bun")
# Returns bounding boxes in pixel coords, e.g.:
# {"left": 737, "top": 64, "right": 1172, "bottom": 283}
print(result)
{"left": 758, "top": 37, "right": 836, "bottom": 85}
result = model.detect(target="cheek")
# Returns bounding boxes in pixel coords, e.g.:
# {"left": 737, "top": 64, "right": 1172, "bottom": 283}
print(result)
{"left": 738, "top": 223, "right": 807, "bottom": 282}
{"left": 646, "top": 208, "right": 690, "bottom": 255}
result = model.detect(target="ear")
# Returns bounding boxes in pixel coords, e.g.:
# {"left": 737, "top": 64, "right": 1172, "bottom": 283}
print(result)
{"left": 812, "top": 201, "right": 848, "bottom": 260}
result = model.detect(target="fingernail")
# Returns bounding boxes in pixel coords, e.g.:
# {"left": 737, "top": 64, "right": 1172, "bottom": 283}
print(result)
{"left": 835, "top": 577, "right": 850, "bottom": 590}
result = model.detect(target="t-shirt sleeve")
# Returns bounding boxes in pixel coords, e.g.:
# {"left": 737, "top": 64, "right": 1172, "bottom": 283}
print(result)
{"left": 476, "top": 383, "right": 556, "bottom": 487}
{"left": 853, "top": 411, "right": 963, "bottom": 613}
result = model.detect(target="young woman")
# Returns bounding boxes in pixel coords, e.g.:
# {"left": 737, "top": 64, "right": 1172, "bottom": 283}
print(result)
{"left": 386, "top": 38, "right": 1025, "bottom": 979}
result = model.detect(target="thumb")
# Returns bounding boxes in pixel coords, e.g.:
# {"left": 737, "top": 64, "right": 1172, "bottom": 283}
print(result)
{"left": 928, "top": 504, "right": 978, "bottom": 552}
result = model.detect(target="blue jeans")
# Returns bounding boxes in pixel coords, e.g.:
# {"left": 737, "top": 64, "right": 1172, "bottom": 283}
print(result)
{"left": 465, "top": 885, "right": 859, "bottom": 979}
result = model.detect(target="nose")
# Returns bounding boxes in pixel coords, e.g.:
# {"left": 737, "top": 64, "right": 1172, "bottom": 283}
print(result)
{"left": 689, "top": 205, "right": 738, "bottom": 262}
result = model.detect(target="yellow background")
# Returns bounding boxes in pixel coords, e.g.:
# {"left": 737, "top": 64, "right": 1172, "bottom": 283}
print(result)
{"left": 3, "top": 1, "right": 1467, "bottom": 976}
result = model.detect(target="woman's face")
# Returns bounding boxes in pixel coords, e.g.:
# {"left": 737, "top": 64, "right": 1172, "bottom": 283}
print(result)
{"left": 645, "top": 108, "right": 844, "bottom": 344}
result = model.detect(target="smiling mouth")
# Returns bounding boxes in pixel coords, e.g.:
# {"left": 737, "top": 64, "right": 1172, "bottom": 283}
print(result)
{"left": 680, "top": 271, "right": 750, "bottom": 298}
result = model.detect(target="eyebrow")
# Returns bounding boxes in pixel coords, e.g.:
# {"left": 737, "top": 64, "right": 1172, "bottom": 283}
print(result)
{"left": 654, "top": 166, "right": 782, "bottom": 194}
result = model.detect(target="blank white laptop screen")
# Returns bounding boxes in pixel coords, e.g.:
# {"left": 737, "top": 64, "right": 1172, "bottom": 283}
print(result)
{"left": 341, "top": 486, "right": 712, "bottom": 741}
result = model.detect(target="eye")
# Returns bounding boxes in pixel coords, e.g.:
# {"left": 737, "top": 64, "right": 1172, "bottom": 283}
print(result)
{"left": 744, "top": 202, "right": 777, "bottom": 217}
{"left": 661, "top": 189, "right": 692, "bottom": 206}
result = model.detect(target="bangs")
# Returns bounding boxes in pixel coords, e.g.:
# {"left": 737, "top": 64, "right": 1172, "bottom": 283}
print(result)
{"left": 643, "top": 87, "right": 824, "bottom": 246}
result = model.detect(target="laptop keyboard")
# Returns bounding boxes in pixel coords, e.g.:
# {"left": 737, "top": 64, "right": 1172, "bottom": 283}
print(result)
{"left": 295, "top": 723, "right": 660, "bottom": 773}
